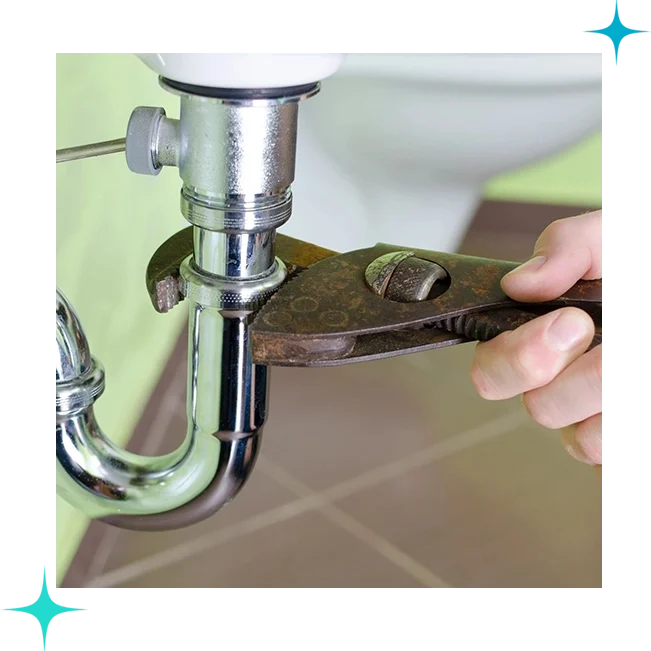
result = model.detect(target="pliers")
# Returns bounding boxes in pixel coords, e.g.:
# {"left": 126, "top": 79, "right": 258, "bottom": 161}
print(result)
{"left": 146, "top": 228, "right": 602, "bottom": 367}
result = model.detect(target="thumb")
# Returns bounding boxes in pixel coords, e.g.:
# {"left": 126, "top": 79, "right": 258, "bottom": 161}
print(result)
{"left": 502, "top": 210, "right": 602, "bottom": 303}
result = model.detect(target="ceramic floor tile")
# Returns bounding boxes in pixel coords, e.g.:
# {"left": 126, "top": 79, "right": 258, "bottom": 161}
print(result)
{"left": 335, "top": 423, "right": 601, "bottom": 588}
{"left": 114, "top": 511, "right": 424, "bottom": 588}
{"left": 94, "top": 461, "right": 300, "bottom": 578}
{"left": 261, "top": 342, "right": 523, "bottom": 491}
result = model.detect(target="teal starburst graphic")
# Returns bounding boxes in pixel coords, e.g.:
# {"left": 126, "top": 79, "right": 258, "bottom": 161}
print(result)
{"left": 586, "top": 1, "right": 647, "bottom": 63}
{"left": 4, "top": 570, "right": 83, "bottom": 648}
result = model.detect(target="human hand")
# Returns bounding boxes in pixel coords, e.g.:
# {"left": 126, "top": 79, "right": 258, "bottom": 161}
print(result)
{"left": 470, "top": 211, "right": 602, "bottom": 468}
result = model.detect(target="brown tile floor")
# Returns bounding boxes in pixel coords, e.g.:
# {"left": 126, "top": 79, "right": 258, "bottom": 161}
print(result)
{"left": 62, "top": 200, "right": 602, "bottom": 589}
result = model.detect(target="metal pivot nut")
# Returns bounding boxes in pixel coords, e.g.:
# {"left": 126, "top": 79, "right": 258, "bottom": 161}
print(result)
{"left": 365, "top": 251, "right": 450, "bottom": 302}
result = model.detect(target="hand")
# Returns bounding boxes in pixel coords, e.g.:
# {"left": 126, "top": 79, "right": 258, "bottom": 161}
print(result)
{"left": 470, "top": 211, "right": 602, "bottom": 468}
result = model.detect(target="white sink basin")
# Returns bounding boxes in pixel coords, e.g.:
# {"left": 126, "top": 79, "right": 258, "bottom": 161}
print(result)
{"left": 285, "top": 54, "right": 601, "bottom": 253}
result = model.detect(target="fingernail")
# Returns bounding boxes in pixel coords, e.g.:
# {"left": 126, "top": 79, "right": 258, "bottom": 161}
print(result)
{"left": 505, "top": 256, "right": 547, "bottom": 277}
{"left": 547, "top": 311, "right": 591, "bottom": 352}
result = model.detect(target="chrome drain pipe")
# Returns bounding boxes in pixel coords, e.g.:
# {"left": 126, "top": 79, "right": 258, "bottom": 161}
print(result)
{"left": 56, "top": 80, "right": 317, "bottom": 530}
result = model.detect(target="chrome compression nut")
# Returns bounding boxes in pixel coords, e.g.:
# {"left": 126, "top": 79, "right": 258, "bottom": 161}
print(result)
{"left": 180, "top": 189, "right": 293, "bottom": 234}
{"left": 180, "top": 257, "right": 288, "bottom": 311}
{"left": 56, "top": 358, "right": 105, "bottom": 417}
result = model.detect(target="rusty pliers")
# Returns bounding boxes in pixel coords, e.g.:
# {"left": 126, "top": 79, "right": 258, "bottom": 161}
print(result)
{"left": 146, "top": 228, "right": 602, "bottom": 367}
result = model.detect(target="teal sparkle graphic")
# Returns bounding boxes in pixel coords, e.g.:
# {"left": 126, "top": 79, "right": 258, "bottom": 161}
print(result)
{"left": 586, "top": 1, "right": 647, "bottom": 63}
{"left": 4, "top": 570, "right": 83, "bottom": 648}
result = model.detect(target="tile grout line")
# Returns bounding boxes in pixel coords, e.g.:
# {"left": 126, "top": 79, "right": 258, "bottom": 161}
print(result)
{"left": 322, "top": 409, "right": 529, "bottom": 503}
{"left": 85, "top": 494, "right": 329, "bottom": 587}
{"left": 86, "top": 527, "right": 121, "bottom": 582}
{"left": 321, "top": 507, "right": 452, "bottom": 588}
{"left": 87, "top": 408, "right": 528, "bottom": 588}
{"left": 259, "top": 460, "right": 452, "bottom": 588}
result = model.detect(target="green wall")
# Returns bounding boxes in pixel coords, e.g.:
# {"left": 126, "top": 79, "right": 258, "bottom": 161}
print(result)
{"left": 485, "top": 131, "right": 601, "bottom": 207}
{"left": 56, "top": 54, "right": 601, "bottom": 584}
{"left": 56, "top": 54, "right": 187, "bottom": 583}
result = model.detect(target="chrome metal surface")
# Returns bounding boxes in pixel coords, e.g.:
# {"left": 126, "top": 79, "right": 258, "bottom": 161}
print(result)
{"left": 56, "top": 289, "right": 266, "bottom": 526}
{"left": 56, "top": 359, "right": 105, "bottom": 415}
{"left": 154, "top": 115, "right": 180, "bottom": 167}
{"left": 56, "top": 80, "right": 320, "bottom": 529}
{"left": 104, "top": 303, "right": 267, "bottom": 529}
{"left": 179, "top": 95, "right": 299, "bottom": 197}
{"left": 102, "top": 436, "right": 261, "bottom": 531}
{"left": 193, "top": 227, "right": 275, "bottom": 278}
{"left": 56, "top": 138, "right": 126, "bottom": 163}
{"left": 176, "top": 91, "right": 300, "bottom": 241}
{"left": 180, "top": 188, "right": 293, "bottom": 233}
{"left": 56, "top": 289, "right": 92, "bottom": 381}
{"left": 180, "top": 255, "right": 287, "bottom": 311}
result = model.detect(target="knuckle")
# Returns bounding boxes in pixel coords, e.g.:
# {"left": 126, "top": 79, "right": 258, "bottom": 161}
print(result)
{"left": 513, "top": 339, "right": 555, "bottom": 388}
{"left": 547, "top": 218, "right": 571, "bottom": 239}
{"left": 522, "top": 390, "right": 560, "bottom": 429}
{"left": 536, "top": 219, "right": 568, "bottom": 250}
